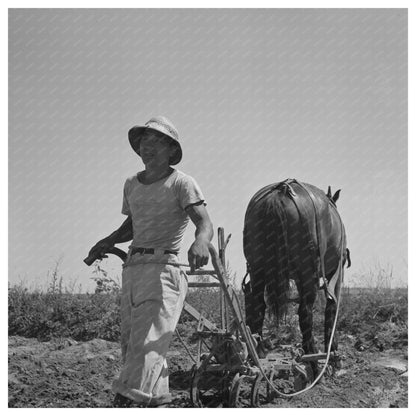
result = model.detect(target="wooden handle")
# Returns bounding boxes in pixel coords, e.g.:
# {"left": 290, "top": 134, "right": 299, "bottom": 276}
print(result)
{"left": 83, "top": 247, "right": 128, "bottom": 266}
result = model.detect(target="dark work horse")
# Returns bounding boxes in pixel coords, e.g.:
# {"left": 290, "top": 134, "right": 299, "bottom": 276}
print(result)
{"left": 243, "top": 179, "right": 350, "bottom": 373}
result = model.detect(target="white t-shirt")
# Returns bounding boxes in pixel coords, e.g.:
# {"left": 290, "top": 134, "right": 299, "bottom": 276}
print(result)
{"left": 121, "top": 169, "right": 205, "bottom": 252}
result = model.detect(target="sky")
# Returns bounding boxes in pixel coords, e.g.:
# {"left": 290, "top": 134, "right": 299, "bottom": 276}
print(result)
{"left": 8, "top": 8, "right": 408, "bottom": 292}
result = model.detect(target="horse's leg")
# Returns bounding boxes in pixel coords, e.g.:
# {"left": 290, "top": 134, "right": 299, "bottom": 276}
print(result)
{"left": 324, "top": 276, "right": 341, "bottom": 352}
{"left": 243, "top": 279, "right": 255, "bottom": 332}
{"left": 251, "top": 271, "right": 266, "bottom": 334}
{"left": 297, "top": 287, "right": 318, "bottom": 355}
{"left": 297, "top": 277, "right": 319, "bottom": 376}
{"left": 324, "top": 298, "right": 338, "bottom": 352}
{"left": 246, "top": 269, "right": 267, "bottom": 357}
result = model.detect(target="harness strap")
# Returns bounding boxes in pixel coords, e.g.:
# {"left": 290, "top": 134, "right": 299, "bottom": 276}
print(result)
{"left": 295, "top": 182, "right": 328, "bottom": 289}
{"left": 284, "top": 180, "right": 322, "bottom": 288}
{"left": 296, "top": 181, "right": 347, "bottom": 302}
{"left": 279, "top": 179, "right": 344, "bottom": 301}
{"left": 245, "top": 178, "right": 345, "bottom": 302}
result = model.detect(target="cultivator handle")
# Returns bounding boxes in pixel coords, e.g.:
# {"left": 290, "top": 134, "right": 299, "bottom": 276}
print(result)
{"left": 83, "top": 247, "right": 128, "bottom": 266}
{"left": 207, "top": 244, "right": 260, "bottom": 365}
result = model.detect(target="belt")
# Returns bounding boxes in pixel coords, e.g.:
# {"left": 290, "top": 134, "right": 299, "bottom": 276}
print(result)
{"left": 131, "top": 247, "right": 178, "bottom": 256}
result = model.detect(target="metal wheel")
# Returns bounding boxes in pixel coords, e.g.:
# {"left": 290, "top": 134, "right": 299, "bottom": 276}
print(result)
{"left": 228, "top": 373, "right": 243, "bottom": 407}
{"left": 190, "top": 362, "right": 233, "bottom": 408}
{"left": 250, "top": 372, "right": 263, "bottom": 407}
{"left": 265, "top": 368, "right": 276, "bottom": 401}
{"left": 228, "top": 372, "right": 261, "bottom": 407}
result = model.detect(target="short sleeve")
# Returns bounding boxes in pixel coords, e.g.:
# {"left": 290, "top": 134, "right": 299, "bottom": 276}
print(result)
{"left": 175, "top": 174, "right": 206, "bottom": 210}
{"left": 121, "top": 179, "right": 131, "bottom": 216}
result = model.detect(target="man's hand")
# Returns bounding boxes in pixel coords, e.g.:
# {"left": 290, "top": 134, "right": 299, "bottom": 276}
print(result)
{"left": 88, "top": 237, "right": 115, "bottom": 261}
{"left": 188, "top": 239, "right": 210, "bottom": 272}
{"left": 186, "top": 203, "right": 213, "bottom": 272}
{"left": 84, "top": 216, "right": 133, "bottom": 266}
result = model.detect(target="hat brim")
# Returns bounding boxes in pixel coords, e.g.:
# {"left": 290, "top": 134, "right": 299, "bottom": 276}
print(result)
{"left": 128, "top": 126, "right": 182, "bottom": 165}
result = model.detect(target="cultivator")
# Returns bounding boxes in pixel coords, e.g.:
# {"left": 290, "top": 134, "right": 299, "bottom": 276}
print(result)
{"left": 185, "top": 228, "right": 343, "bottom": 407}
{"left": 84, "top": 226, "right": 343, "bottom": 408}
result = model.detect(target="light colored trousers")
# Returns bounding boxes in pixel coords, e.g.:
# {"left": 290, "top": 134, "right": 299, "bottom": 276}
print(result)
{"left": 112, "top": 251, "right": 188, "bottom": 405}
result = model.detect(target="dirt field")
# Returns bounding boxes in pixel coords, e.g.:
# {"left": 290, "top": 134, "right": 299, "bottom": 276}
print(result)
{"left": 8, "top": 324, "right": 408, "bottom": 408}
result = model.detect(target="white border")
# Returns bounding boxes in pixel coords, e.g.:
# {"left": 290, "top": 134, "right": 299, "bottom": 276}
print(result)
{"left": 3, "top": 2, "right": 413, "bottom": 413}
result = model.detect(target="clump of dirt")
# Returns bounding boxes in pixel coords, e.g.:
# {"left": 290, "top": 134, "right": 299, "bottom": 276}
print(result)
{"left": 8, "top": 336, "right": 121, "bottom": 407}
{"left": 8, "top": 326, "right": 408, "bottom": 408}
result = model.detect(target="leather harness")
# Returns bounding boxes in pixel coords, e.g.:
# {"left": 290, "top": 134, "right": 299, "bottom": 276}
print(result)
{"left": 243, "top": 179, "right": 346, "bottom": 302}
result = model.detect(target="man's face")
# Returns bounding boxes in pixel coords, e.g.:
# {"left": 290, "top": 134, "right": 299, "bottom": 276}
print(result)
{"left": 139, "top": 131, "right": 173, "bottom": 167}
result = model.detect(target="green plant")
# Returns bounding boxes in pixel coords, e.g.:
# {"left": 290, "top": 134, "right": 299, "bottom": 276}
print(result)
{"left": 90, "top": 261, "right": 120, "bottom": 294}
{"left": 8, "top": 262, "right": 121, "bottom": 342}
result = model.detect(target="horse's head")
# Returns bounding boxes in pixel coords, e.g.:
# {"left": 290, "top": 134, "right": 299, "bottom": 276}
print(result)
{"left": 326, "top": 186, "right": 341, "bottom": 206}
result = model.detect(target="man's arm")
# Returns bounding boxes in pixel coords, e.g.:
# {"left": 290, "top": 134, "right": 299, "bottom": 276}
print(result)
{"left": 106, "top": 216, "right": 133, "bottom": 245}
{"left": 88, "top": 216, "right": 133, "bottom": 259}
{"left": 186, "top": 203, "right": 213, "bottom": 272}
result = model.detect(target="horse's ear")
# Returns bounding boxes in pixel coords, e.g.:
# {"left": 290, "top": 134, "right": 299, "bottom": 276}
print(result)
{"left": 333, "top": 189, "right": 341, "bottom": 203}
{"left": 327, "top": 186, "right": 332, "bottom": 199}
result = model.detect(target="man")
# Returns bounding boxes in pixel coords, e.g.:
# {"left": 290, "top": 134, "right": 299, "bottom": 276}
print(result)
{"left": 87, "top": 116, "right": 213, "bottom": 407}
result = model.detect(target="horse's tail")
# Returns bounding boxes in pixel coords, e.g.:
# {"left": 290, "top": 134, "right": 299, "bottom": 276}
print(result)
{"left": 263, "top": 192, "right": 290, "bottom": 323}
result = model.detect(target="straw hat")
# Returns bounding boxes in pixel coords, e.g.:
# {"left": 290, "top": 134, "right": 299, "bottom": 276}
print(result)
{"left": 128, "top": 116, "right": 182, "bottom": 165}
